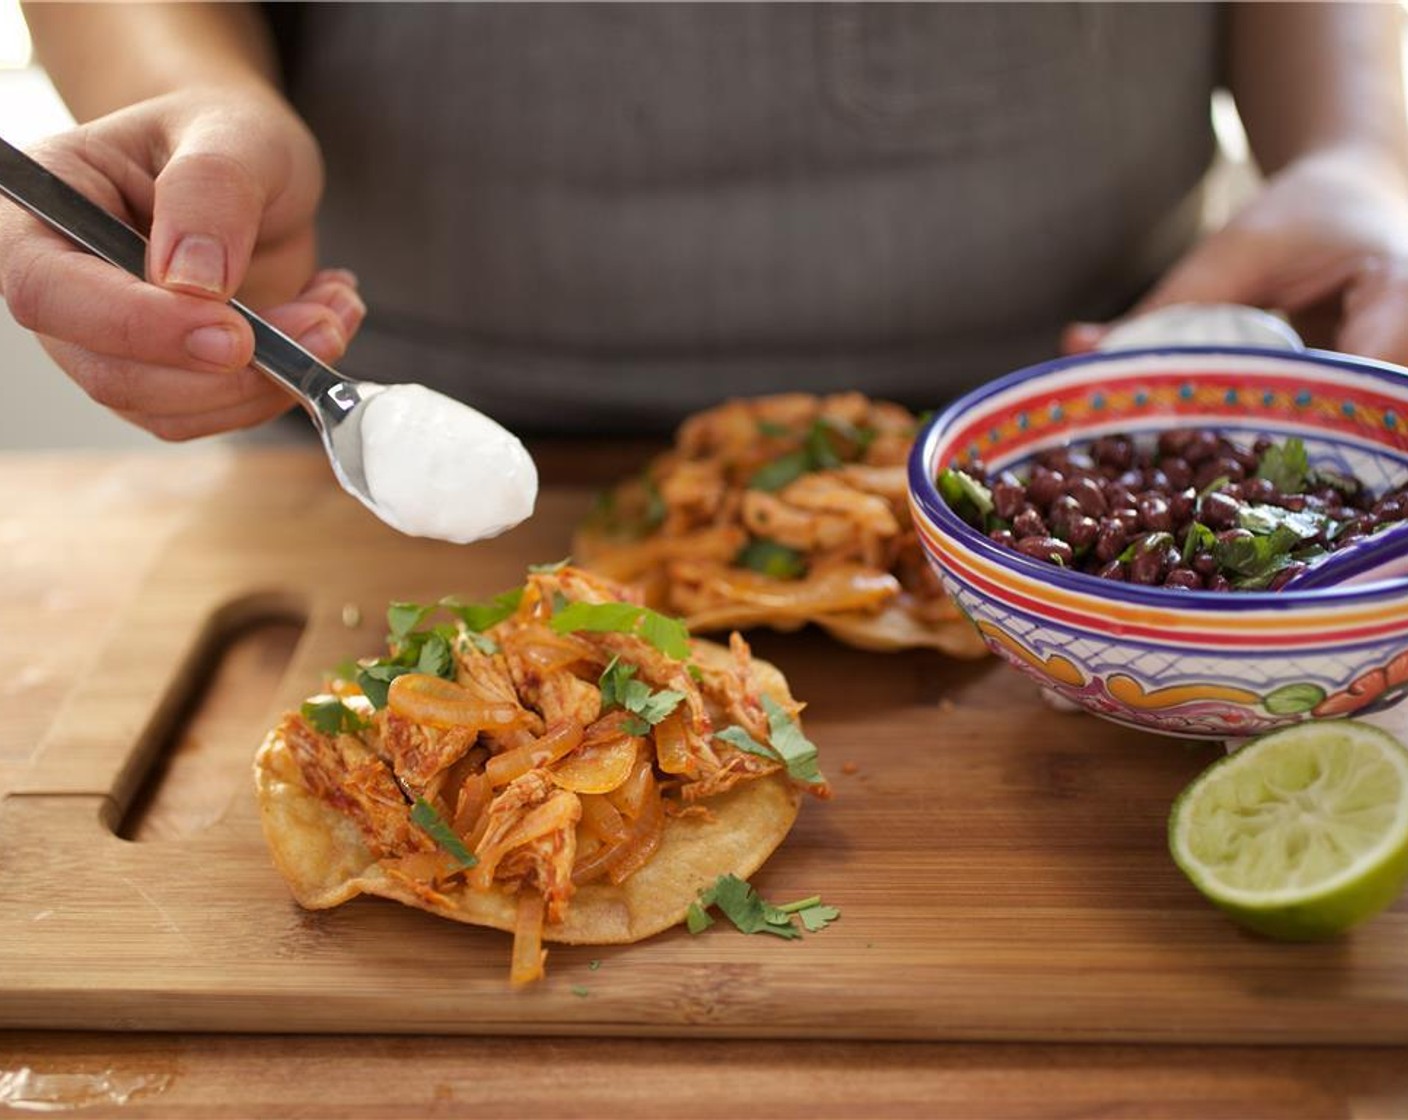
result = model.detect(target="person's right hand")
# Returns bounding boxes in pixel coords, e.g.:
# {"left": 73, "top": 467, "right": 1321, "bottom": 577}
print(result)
{"left": 0, "top": 85, "right": 365, "bottom": 440}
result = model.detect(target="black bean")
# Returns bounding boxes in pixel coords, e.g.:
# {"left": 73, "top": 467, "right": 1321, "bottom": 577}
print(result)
{"left": 1206, "top": 573, "right": 1232, "bottom": 592}
{"left": 1242, "top": 477, "right": 1278, "bottom": 504}
{"left": 1268, "top": 562, "right": 1309, "bottom": 591}
{"left": 1091, "top": 435, "right": 1134, "bottom": 471}
{"left": 989, "top": 528, "right": 1016, "bottom": 548}
{"left": 1183, "top": 431, "right": 1221, "bottom": 465}
{"left": 1067, "top": 476, "right": 1109, "bottom": 517}
{"left": 1168, "top": 487, "right": 1196, "bottom": 525}
{"left": 1128, "top": 549, "right": 1164, "bottom": 585}
{"left": 1160, "top": 459, "right": 1193, "bottom": 489}
{"left": 1063, "top": 515, "right": 1100, "bottom": 551}
{"left": 1096, "top": 559, "right": 1127, "bottom": 581}
{"left": 1164, "top": 568, "right": 1202, "bottom": 590}
{"left": 1190, "top": 551, "right": 1219, "bottom": 577}
{"left": 1144, "top": 467, "right": 1172, "bottom": 492}
{"left": 1012, "top": 508, "right": 1047, "bottom": 539}
{"left": 1137, "top": 495, "right": 1173, "bottom": 532}
{"left": 1199, "top": 491, "right": 1241, "bottom": 530}
{"left": 1094, "top": 521, "right": 1129, "bottom": 563}
{"left": 992, "top": 471, "right": 1026, "bottom": 520}
{"left": 1028, "top": 467, "right": 1065, "bottom": 507}
{"left": 1013, "top": 536, "right": 1075, "bottom": 567}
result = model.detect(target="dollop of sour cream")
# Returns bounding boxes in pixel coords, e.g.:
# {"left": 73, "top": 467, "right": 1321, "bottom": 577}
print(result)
{"left": 358, "top": 383, "right": 538, "bottom": 543}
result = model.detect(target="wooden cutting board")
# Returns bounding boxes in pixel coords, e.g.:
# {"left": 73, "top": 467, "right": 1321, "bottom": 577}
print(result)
{"left": 4, "top": 454, "right": 1406, "bottom": 1042}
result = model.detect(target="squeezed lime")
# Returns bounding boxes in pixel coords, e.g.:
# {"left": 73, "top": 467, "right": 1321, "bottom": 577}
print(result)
{"left": 1169, "top": 720, "right": 1408, "bottom": 939}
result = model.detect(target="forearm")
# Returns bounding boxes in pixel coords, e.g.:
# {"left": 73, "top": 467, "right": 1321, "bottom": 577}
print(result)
{"left": 23, "top": 1, "right": 278, "bottom": 122}
{"left": 1229, "top": 2, "right": 1408, "bottom": 179}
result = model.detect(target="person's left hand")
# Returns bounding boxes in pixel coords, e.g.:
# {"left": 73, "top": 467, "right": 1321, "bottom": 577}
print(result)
{"left": 1062, "top": 147, "right": 1408, "bottom": 363}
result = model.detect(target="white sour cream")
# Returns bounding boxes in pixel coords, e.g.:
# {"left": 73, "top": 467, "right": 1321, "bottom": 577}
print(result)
{"left": 357, "top": 383, "right": 538, "bottom": 543}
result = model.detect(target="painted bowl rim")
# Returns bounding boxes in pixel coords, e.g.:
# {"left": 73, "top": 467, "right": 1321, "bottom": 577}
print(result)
{"left": 908, "top": 344, "right": 1408, "bottom": 613}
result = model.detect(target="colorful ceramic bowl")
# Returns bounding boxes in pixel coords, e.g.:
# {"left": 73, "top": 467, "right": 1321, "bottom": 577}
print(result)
{"left": 908, "top": 346, "right": 1408, "bottom": 739}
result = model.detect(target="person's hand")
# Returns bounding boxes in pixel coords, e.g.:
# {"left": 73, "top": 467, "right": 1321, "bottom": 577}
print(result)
{"left": 1062, "top": 147, "right": 1408, "bottom": 364}
{"left": 0, "top": 85, "right": 365, "bottom": 440}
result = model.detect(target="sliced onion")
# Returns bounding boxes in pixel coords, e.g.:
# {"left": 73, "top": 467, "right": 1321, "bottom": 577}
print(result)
{"left": 387, "top": 673, "right": 531, "bottom": 730}
{"left": 510, "top": 891, "right": 547, "bottom": 987}
{"left": 484, "top": 720, "right": 584, "bottom": 788}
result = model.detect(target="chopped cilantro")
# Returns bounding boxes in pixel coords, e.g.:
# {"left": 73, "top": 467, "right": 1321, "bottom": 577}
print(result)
{"left": 1257, "top": 437, "right": 1310, "bottom": 493}
{"left": 387, "top": 601, "right": 433, "bottom": 641}
{"left": 571, "top": 985, "right": 590, "bottom": 998}
{"left": 749, "top": 450, "right": 811, "bottom": 492}
{"left": 598, "top": 657, "right": 686, "bottom": 734}
{"left": 687, "top": 874, "right": 838, "bottom": 939}
{"left": 300, "top": 698, "right": 370, "bottom": 737}
{"left": 748, "top": 418, "right": 876, "bottom": 492}
{"left": 937, "top": 467, "right": 994, "bottom": 518}
{"left": 588, "top": 959, "right": 601, "bottom": 971}
{"left": 1214, "top": 524, "right": 1304, "bottom": 588}
{"left": 736, "top": 538, "right": 807, "bottom": 580}
{"left": 462, "top": 630, "right": 500, "bottom": 656}
{"left": 1237, "top": 503, "right": 1326, "bottom": 541}
{"left": 1196, "top": 475, "right": 1231, "bottom": 500}
{"left": 757, "top": 419, "right": 792, "bottom": 438}
{"left": 1181, "top": 521, "right": 1217, "bottom": 565}
{"left": 713, "top": 709, "right": 826, "bottom": 789}
{"left": 762, "top": 696, "right": 826, "bottom": 787}
{"left": 552, "top": 601, "right": 691, "bottom": 660}
{"left": 441, "top": 588, "right": 524, "bottom": 632}
{"left": 410, "top": 798, "right": 476, "bottom": 869}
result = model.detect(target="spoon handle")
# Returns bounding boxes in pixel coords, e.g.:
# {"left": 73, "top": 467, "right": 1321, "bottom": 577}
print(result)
{"left": 0, "top": 136, "right": 348, "bottom": 412}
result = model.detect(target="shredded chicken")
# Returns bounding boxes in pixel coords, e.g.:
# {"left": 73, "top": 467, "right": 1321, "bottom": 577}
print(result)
{"left": 572, "top": 392, "right": 974, "bottom": 649}
{"left": 278, "top": 565, "right": 828, "bottom": 984}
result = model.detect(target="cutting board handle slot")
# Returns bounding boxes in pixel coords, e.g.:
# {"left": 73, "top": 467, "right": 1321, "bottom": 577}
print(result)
{"left": 109, "top": 590, "right": 308, "bottom": 840}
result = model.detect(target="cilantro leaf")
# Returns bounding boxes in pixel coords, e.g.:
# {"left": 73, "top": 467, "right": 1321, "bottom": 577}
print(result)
{"left": 714, "top": 724, "right": 776, "bottom": 760}
{"left": 1214, "top": 525, "right": 1303, "bottom": 587}
{"left": 797, "top": 903, "right": 841, "bottom": 933}
{"left": 1257, "top": 437, "right": 1310, "bottom": 493}
{"left": 749, "top": 451, "right": 810, "bottom": 493}
{"left": 441, "top": 588, "right": 524, "bottom": 632}
{"left": 937, "top": 467, "right": 994, "bottom": 518}
{"left": 686, "top": 902, "right": 715, "bottom": 934}
{"left": 552, "top": 601, "right": 691, "bottom": 660}
{"left": 762, "top": 696, "right": 827, "bottom": 787}
{"left": 355, "top": 663, "right": 413, "bottom": 709}
{"left": 300, "top": 698, "right": 370, "bottom": 737}
{"left": 410, "top": 798, "right": 477, "bottom": 868}
{"left": 415, "top": 633, "right": 454, "bottom": 678}
{"left": 736, "top": 538, "right": 807, "bottom": 580}
{"left": 687, "top": 874, "right": 838, "bottom": 940}
{"left": 598, "top": 657, "right": 686, "bottom": 731}
{"left": 387, "top": 602, "right": 434, "bottom": 641}
{"left": 756, "top": 419, "right": 792, "bottom": 438}
{"left": 528, "top": 558, "right": 572, "bottom": 574}
{"left": 462, "top": 630, "right": 500, "bottom": 656}
{"left": 1182, "top": 521, "right": 1217, "bottom": 565}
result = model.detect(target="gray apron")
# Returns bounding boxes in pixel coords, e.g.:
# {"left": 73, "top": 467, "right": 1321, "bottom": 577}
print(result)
{"left": 281, "top": 2, "right": 1221, "bottom": 434}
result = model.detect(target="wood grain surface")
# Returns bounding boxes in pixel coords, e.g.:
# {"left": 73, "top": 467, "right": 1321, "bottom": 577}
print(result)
{"left": 2, "top": 449, "right": 1406, "bottom": 1116}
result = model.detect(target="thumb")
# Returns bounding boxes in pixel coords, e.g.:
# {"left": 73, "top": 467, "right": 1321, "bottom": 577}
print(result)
{"left": 146, "top": 115, "right": 289, "bottom": 301}
{"left": 1338, "top": 256, "right": 1408, "bottom": 366}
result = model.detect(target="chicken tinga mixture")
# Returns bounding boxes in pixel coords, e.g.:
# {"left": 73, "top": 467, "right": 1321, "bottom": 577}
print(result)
{"left": 573, "top": 392, "right": 986, "bottom": 655}
{"left": 940, "top": 431, "right": 1408, "bottom": 590}
{"left": 255, "top": 565, "right": 828, "bottom": 985}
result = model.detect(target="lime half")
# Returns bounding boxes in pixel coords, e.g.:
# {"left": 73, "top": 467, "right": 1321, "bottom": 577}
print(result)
{"left": 1170, "top": 720, "right": 1408, "bottom": 940}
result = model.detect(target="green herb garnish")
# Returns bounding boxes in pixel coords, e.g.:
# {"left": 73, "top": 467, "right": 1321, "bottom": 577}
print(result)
{"left": 598, "top": 657, "right": 686, "bottom": 736}
{"left": 748, "top": 418, "right": 876, "bottom": 492}
{"left": 1257, "top": 437, "right": 1310, "bottom": 493}
{"left": 551, "top": 601, "right": 691, "bottom": 659}
{"left": 736, "top": 538, "right": 807, "bottom": 580}
{"left": 442, "top": 588, "right": 525, "bottom": 633}
{"left": 300, "top": 698, "right": 370, "bottom": 737}
{"left": 687, "top": 874, "right": 838, "bottom": 939}
{"left": 713, "top": 701, "right": 826, "bottom": 789}
{"left": 1181, "top": 521, "right": 1217, "bottom": 565}
{"left": 410, "top": 797, "right": 476, "bottom": 869}
{"left": 937, "top": 467, "right": 995, "bottom": 518}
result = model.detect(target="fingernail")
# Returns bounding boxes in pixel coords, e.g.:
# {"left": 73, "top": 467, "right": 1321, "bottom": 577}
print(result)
{"left": 164, "top": 234, "right": 227, "bottom": 295}
{"left": 185, "top": 324, "right": 241, "bottom": 366}
{"left": 300, "top": 321, "right": 345, "bottom": 358}
{"left": 330, "top": 289, "right": 366, "bottom": 331}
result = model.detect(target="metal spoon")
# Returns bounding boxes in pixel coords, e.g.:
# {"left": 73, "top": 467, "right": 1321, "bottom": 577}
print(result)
{"left": 1276, "top": 520, "right": 1408, "bottom": 591}
{"left": 0, "top": 136, "right": 389, "bottom": 520}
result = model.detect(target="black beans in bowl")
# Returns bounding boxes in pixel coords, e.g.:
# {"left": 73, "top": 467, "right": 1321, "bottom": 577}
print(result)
{"left": 937, "top": 430, "right": 1408, "bottom": 591}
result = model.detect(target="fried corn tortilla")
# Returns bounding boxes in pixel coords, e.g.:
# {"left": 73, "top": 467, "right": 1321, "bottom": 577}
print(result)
{"left": 254, "top": 566, "right": 823, "bottom": 981}
{"left": 573, "top": 392, "right": 987, "bottom": 657}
